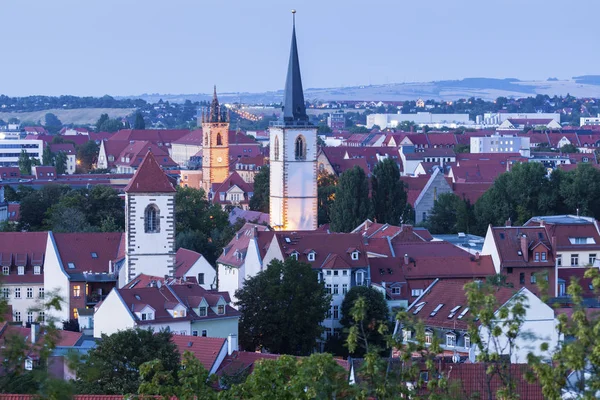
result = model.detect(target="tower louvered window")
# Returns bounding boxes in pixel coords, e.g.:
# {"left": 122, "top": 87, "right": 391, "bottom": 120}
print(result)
{"left": 295, "top": 135, "right": 306, "bottom": 160}
{"left": 217, "top": 133, "right": 223, "bottom": 146}
{"left": 274, "top": 136, "right": 280, "bottom": 160}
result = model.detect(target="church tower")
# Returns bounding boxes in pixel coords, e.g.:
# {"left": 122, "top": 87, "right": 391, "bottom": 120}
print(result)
{"left": 123, "top": 152, "right": 176, "bottom": 286}
{"left": 202, "top": 87, "right": 230, "bottom": 194}
{"left": 269, "top": 12, "right": 318, "bottom": 231}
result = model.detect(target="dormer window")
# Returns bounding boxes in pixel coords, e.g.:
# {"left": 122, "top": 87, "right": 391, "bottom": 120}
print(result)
{"left": 446, "top": 332, "right": 456, "bottom": 347}
{"left": 141, "top": 312, "right": 153, "bottom": 321}
{"left": 307, "top": 252, "right": 316, "bottom": 262}
{"left": 351, "top": 251, "right": 359, "bottom": 261}
{"left": 217, "top": 305, "right": 225, "bottom": 315}
{"left": 18, "top": 266, "right": 24, "bottom": 275}
{"left": 2, "top": 266, "right": 8, "bottom": 276}
{"left": 198, "top": 307, "right": 207, "bottom": 317}
{"left": 173, "top": 309, "right": 186, "bottom": 318}
{"left": 291, "top": 252, "right": 299, "bottom": 261}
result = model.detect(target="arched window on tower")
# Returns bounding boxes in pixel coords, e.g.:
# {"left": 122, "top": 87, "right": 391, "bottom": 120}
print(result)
{"left": 295, "top": 135, "right": 306, "bottom": 160}
{"left": 274, "top": 136, "right": 280, "bottom": 160}
{"left": 144, "top": 204, "right": 160, "bottom": 233}
{"left": 216, "top": 133, "right": 223, "bottom": 146}
{"left": 204, "top": 134, "right": 208, "bottom": 146}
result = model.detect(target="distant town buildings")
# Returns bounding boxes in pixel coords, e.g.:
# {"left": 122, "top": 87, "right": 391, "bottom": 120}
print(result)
{"left": 470, "top": 134, "right": 531, "bottom": 157}
{"left": 367, "top": 112, "right": 471, "bottom": 129}
{"left": 327, "top": 111, "right": 346, "bottom": 131}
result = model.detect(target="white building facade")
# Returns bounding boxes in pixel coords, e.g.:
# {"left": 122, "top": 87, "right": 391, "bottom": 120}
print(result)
{"left": 470, "top": 134, "right": 531, "bottom": 157}
{"left": 0, "top": 139, "right": 43, "bottom": 167}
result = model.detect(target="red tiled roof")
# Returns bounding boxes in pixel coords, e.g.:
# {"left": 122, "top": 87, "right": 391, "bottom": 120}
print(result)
{"left": 211, "top": 172, "right": 253, "bottom": 205}
{"left": 174, "top": 248, "right": 204, "bottom": 277}
{"left": 48, "top": 143, "right": 76, "bottom": 154}
{"left": 216, "top": 350, "right": 281, "bottom": 376}
{"left": 426, "top": 133, "right": 457, "bottom": 146}
{"left": 172, "top": 129, "right": 203, "bottom": 145}
{"left": 558, "top": 268, "right": 597, "bottom": 297}
{"left": 89, "top": 132, "right": 113, "bottom": 142}
{"left": 218, "top": 223, "right": 270, "bottom": 268}
{"left": 7, "top": 203, "right": 19, "bottom": 222}
{"left": 115, "top": 141, "right": 176, "bottom": 168}
{"left": 490, "top": 226, "right": 555, "bottom": 268}
{"left": 53, "top": 232, "right": 124, "bottom": 274}
{"left": 0, "top": 232, "right": 47, "bottom": 284}
{"left": 170, "top": 335, "right": 226, "bottom": 371}
{"left": 400, "top": 175, "right": 431, "bottom": 206}
{"left": 124, "top": 151, "right": 176, "bottom": 193}
{"left": 0, "top": 167, "right": 21, "bottom": 179}
{"left": 109, "top": 129, "right": 190, "bottom": 144}
{"left": 410, "top": 280, "right": 518, "bottom": 330}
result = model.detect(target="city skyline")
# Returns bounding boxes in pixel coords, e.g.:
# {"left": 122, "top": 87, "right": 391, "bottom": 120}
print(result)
{"left": 1, "top": 0, "right": 599, "bottom": 97}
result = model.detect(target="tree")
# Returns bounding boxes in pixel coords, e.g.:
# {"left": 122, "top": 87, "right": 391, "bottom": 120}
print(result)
{"left": 397, "top": 120, "right": 416, "bottom": 132}
{"left": 340, "top": 286, "right": 390, "bottom": 357}
{"left": 43, "top": 113, "right": 62, "bottom": 134}
{"left": 348, "top": 125, "right": 370, "bottom": 133}
{"left": 330, "top": 166, "right": 371, "bottom": 232}
{"left": 77, "top": 141, "right": 99, "bottom": 173}
{"left": 42, "top": 146, "right": 54, "bottom": 166}
{"left": 317, "top": 171, "right": 337, "bottom": 225}
{"left": 134, "top": 112, "right": 146, "bottom": 129}
{"left": 73, "top": 328, "right": 179, "bottom": 395}
{"left": 95, "top": 113, "right": 123, "bottom": 133}
{"left": 3, "top": 185, "right": 18, "bottom": 202}
{"left": 559, "top": 163, "right": 600, "bottom": 218}
{"left": 236, "top": 257, "right": 330, "bottom": 355}
{"left": 371, "top": 158, "right": 406, "bottom": 225}
{"left": 560, "top": 143, "right": 579, "bottom": 153}
{"left": 54, "top": 151, "right": 67, "bottom": 175}
{"left": 18, "top": 150, "right": 32, "bottom": 175}
{"left": 426, "top": 193, "right": 469, "bottom": 234}
{"left": 317, "top": 124, "right": 332, "bottom": 134}
{"left": 248, "top": 166, "right": 269, "bottom": 213}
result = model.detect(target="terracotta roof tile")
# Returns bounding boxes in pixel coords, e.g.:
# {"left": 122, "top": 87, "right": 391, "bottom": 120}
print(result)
{"left": 53, "top": 232, "right": 124, "bottom": 275}
{"left": 124, "top": 151, "right": 176, "bottom": 193}
{"left": 170, "top": 335, "right": 226, "bottom": 371}
{"left": 174, "top": 248, "right": 204, "bottom": 277}
{"left": 218, "top": 223, "right": 270, "bottom": 268}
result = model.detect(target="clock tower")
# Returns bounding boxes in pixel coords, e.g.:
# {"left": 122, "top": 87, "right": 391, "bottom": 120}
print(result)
{"left": 201, "top": 87, "right": 230, "bottom": 194}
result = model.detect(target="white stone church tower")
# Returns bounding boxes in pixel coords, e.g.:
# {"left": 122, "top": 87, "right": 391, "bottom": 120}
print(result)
{"left": 123, "top": 151, "right": 176, "bottom": 286}
{"left": 269, "top": 14, "right": 318, "bottom": 231}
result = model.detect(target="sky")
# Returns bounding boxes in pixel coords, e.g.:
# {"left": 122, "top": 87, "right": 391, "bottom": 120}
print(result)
{"left": 1, "top": 0, "right": 599, "bottom": 97}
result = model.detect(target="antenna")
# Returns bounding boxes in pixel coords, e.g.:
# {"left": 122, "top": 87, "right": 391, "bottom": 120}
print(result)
{"left": 291, "top": 9, "right": 296, "bottom": 26}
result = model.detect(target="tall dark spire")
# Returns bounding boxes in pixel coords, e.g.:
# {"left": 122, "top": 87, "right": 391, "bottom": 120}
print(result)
{"left": 282, "top": 10, "right": 308, "bottom": 124}
{"left": 209, "top": 85, "right": 221, "bottom": 123}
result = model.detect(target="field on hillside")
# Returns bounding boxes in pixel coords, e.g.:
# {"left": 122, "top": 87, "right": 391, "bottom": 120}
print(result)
{"left": 0, "top": 108, "right": 135, "bottom": 125}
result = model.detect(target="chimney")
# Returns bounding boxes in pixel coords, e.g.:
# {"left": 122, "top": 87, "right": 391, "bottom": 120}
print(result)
{"left": 520, "top": 234, "right": 529, "bottom": 262}
{"left": 539, "top": 220, "right": 545, "bottom": 227}
{"left": 227, "top": 334, "right": 238, "bottom": 356}
{"left": 475, "top": 252, "right": 480, "bottom": 261}
{"left": 551, "top": 236, "right": 557, "bottom": 256}
{"left": 108, "top": 260, "right": 113, "bottom": 275}
{"left": 402, "top": 224, "right": 413, "bottom": 234}
{"left": 505, "top": 219, "right": 511, "bottom": 227}
{"left": 253, "top": 226, "right": 258, "bottom": 237}
{"left": 31, "top": 323, "right": 40, "bottom": 344}
{"left": 404, "top": 253, "right": 409, "bottom": 265}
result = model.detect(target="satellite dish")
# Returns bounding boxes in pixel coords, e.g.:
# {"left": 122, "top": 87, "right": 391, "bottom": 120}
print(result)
{"left": 452, "top": 354, "right": 460, "bottom": 363}
{"left": 157, "top": 280, "right": 162, "bottom": 288}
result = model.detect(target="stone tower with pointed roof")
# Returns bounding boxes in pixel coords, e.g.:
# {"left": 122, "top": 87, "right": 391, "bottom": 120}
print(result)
{"left": 123, "top": 151, "right": 176, "bottom": 286}
{"left": 269, "top": 12, "right": 318, "bottom": 231}
{"left": 201, "top": 86, "right": 230, "bottom": 194}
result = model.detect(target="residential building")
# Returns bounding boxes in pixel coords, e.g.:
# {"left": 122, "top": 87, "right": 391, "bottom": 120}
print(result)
{"left": 0, "top": 139, "right": 43, "bottom": 167}
{"left": 327, "top": 111, "right": 346, "bottom": 131}
{"left": 179, "top": 169, "right": 203, "bottom": 189}
{"left": 400, "top": 146, "right": 456, "bottom": 176}
{"left": 113, "top": 141, "right": 177, "bottom": 174}
{"left": 269, "top": 21, "right": 318, "bottom": 231}
{"left": 93, "top": 275, "right": 239, "bottom": 339}
{"left": 366, "top": 112, "right": 471, "bottom": 129}
{"left": 470, "top": 134, "right": 531, "bottom": 157}
{"left": 233, "top": 155, "right": 264, "bottom": 183}
{"left": 478, "top": 112, "right": 561, "bottom": 127}
{"left": 412, "top": 167, "right": 453, "bottom": 224}
{"left": 498, "top": 118, "right": 561, "bottom": 131}
{"left": 48, "top": 143, "right": 77, "bottom": 174}
{"left": 31, "top": 166, "right": 57, "bottom": 180}
{"left": 395, "top": 280, "right": 560, "bottom": 363}
{"left": 580, "top": 114, "right": 600, "bottom": 127}
{"left": 173, "top": 247, "right": 217, "bottom": 291}
{"left": 124, "top": 152, "right": 176, "bottom": 284}
{"left": 170, "top": 129, "right": 203, "bottom": 168}
{"left": 211, "top": 172, "right": 254, "bottom": 210}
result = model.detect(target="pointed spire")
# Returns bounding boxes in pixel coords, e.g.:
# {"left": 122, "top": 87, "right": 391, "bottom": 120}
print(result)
{"left": 209, "top": 85, "right": 221, "bottom": 123}
{"left": 282, "top": 10, "right": 308, "bottom": 125}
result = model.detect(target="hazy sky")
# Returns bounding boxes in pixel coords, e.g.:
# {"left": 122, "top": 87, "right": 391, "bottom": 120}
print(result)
{"left": 1, "top": 0, "right": 598, "bottom": 97}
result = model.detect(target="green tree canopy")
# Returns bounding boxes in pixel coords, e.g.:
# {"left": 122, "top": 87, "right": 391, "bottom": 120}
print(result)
{"left": 43, "top": 113, "right": 62, "bottom": 134}
{"left": 371, "top": 158, "right": 406, "bottom": 225}
{"left": 425, "top": 193, "right": 474, "bottom": 234}
{"left": 77, "top": 141, "right": 99, "bottom": 173}
{"left": 317, "top": 171, "right": 337, "bottom": 225}
{"left": 248, "top": 165, "right": 269, "bottom": 213}
{"left": 54, "top": 151, "right": 67, "bottom": 175}
{"left": 236, "top": 257, "right": 330, "bottom": 355}
{"left": 134, "top": 112, "right": 146, "bottom": 129}
{"left": 330, "top": 165, "right": 371, "bottom": 232}
{"left": 18, "top": 150, "right": 32, "bottom": 175}
{"left": 73, "top": 328, "right": 179, "bottom": 395}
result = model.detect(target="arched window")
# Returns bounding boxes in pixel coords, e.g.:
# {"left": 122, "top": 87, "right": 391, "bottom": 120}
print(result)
{"left": 295, "top": 135, "right": 306, "bottom": 160}
{"left": 274, "top": 136, "right": 280, "bottom": 160}
{"left": 204, "top": 134, "right": 208, "bottom": 146}
{"left": 216, "top": 133, "right": 223, "bottom": 146}
{"left": 145, "top": 204, "right": 160, "bottom": 233}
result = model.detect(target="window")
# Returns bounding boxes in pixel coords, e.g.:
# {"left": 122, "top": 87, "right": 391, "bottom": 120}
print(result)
{"left": 25, "top": 359, "right": 33, "bottom": 371}
{"left": 2, "top": 266, "right": 8, "bottom": 275}
{"left": 39, "top": 312, "right": 45, "bottom": 323}
{"left": 91, "top": 252, "right": 98, "bottom": 259}
{"left": 14, "top": 311, "right": 21, "bottom": 322}
{"left": 145, "top": 204, "right": 160, "bottom": 233}
{"left": 355, "top": 272, "right": 364, "bottom": 286}
{"left": 201, "top": 330, "right": 207, "bottom": 337}
{"left": 571, "top": 254, "right": 579, "bottom": 266}
{"left": 590, "top": 254, "right": 597, "bottom": 265}
{"left": 557, "top": 255, "right": 562, "bottom": 266}
{"left": 422, "top": 212, "right": 427, "bottom": 222}
{"left": 274, "top": 136, "right": 280, "bottom": 161}
{"left": 141, "top": 313, "right": 147, "bottom": 321}
{"left": 519, "top": 273, "right": 525, "bottom": 284}
{"left": 192, "top": 330, "right": 198, "bottom": 337}
{"left": 425, "top": 331, "right": 432, "bottom": 345}
{"left": 26, "top": 288, "right": 33, "bottom": 299}
{"left": 73, "top": 308, "right": 79, "bottom": 319}
{"left": 73, "top": 285, "right": 81, "bottom": 298}
{"left": 173, "top": 309, "right": 186, "bottom": 318}
{"left": 216, "top": 133, "right": 223, "bottom": 146}
{"left": 541, "top": 252, "right": 547, "bottom": 262}
{"left": 218, "top": 305, "right": 225, "bottom": 315}
{"left": 464, "top": 335, "right": 471, "bottom": 349}
{"left": 2, "top": 288, "right": 9, "bottom": 298}
{"left": 342, "top": 270, "right": 348, "bottom": 276}
{"left": 333, "top": 271, "right": 338, "bottom": 276}
{"left": 295, "top": 135, "right": 306, "bottom": 160}
{"left": 14, "top": 288, "right": 20, "bottom": 299}
{"left": 411, "top": 289, "right": 423, "bottom": 297}
{"left": 333, "top": 305, "right": 339, "bottom": 320}
{"left": 351, "top": 251, "right": 359, "bottom": 261}
{"left": 326, "top": 284, "right": 332, "bottom": 293}
{"left": 291, "top": 252, "right": 298, "bottom": 261}
{"left": 197, "top": 273, "right": 205, "bottom": 285}
{"left": 27, "top": 312, "right": 33, "bottom": 323}
{"left": 34, "top": 266, "right": 41, "bottom": 275}
{"left": 308, "top": 252, "right": 315, "bottom": 262}
{"left": 402, "top": 329, "right": 412, "bottom": 342}
{"left": 342, "top": 284, "right": 348, "bottom": 294}
{"left": 446, "top": 333, "right": 456, "bottom": 347}
{"left": 530, "top": 273, "right": 537, "bottom": 284}
{"left": 199, "top": 307, "right": 207, "bottom": 317}
{"left": 18, "top": 266, "right": 24, "bottom": 275}
{"left": 333, "top": 284, "right": 339, "bottom": 295}
{"left": 326, "top": 270, "right": 332, "bottom": 275}
{"left": 506, "top": 267, "right": 513, "bottom": 274}
{"left": 38, "top": 288, "right": 44, "bottom": 299}
{"left": 535, "top": 252, "right": 540, "bottom": 262}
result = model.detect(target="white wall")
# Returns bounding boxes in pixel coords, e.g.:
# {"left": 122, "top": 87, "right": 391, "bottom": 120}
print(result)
{"left": 191, "top": 316, "right": 239, "bottom": 339}
{"left": 97, "top": 141, "right": 108, "bottom": 170}
{"left": 93, "top": 289, "right": 135, "bottom": 338}
{"left": 43, "top": 233, "right": 71, "bottom": 324}
{"left": 183, "top": 256, "right": 216, "bottom": 291}
{"left": 481, "top": 225, "right": 501, "bottom": 273}
{"left": 5, "top": 283, "right": 44, "bottom": 325}
{"left": 217, "top": 262, "right": 240, "bottom": 306}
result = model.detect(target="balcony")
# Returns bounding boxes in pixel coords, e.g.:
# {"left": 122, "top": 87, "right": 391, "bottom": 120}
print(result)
{"left": 86, "top": 293, "right": 108, "bottom": 305}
